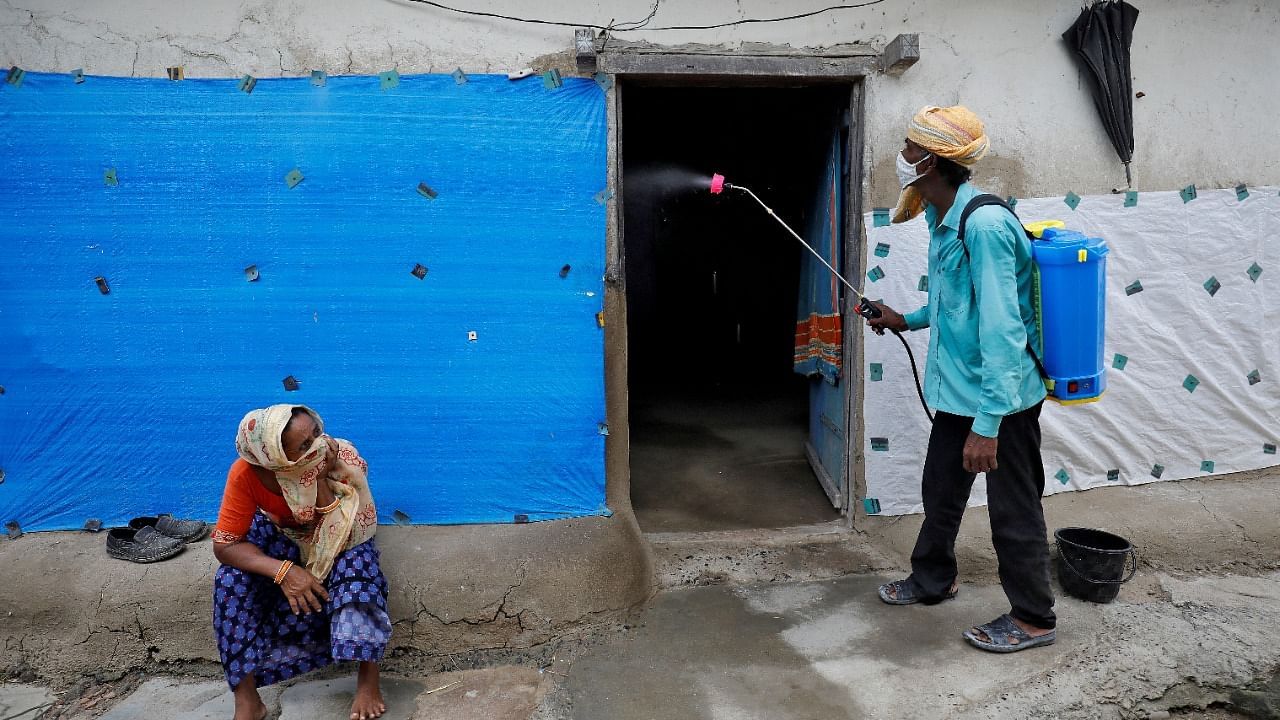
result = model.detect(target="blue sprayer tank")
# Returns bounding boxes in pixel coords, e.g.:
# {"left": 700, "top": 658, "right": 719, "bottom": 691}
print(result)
{"left": 1032, "top": 227, "right": 1109, "bottom": 404}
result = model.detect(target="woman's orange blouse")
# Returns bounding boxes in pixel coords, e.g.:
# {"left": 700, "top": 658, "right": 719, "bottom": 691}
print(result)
{"left": 211, "top": 459, "right": 300, "bottom": 544}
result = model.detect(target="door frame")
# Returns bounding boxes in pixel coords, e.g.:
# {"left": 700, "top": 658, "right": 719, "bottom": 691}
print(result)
{"left": 601, "top": 50, "right": 869, "bottom": 526}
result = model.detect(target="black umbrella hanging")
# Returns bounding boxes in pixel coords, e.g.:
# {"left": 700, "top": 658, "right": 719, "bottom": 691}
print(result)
{"left": 1063, "top": 0, "right": 1140, "bottom": 187}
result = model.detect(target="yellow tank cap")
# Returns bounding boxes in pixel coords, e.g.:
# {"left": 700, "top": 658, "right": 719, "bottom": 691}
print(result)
{"left": 1023, "top": 220, "right": 1066, "bottom": 238}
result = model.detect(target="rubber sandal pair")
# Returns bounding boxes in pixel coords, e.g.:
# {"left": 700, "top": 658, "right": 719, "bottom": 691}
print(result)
{"left": 877, "top": 578, "right": 959, "bottom": 606}
{"left": 963, "top": 614, "right": 1057, "bottom": 653}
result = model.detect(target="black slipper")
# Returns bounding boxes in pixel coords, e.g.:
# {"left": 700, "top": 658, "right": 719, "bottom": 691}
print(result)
{"left": 106, "top": 526, "right": 185, "bottom": 563}
{"left": 129, "top": 514, "right": 208, "bottom": 543}
{"left": 877, "top": 578, "right": 959, "bottom": 605}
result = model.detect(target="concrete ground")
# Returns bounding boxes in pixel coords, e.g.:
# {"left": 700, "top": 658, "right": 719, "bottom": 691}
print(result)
{"left": 629, "top": 388, "right": 840, "bottom": 533}
{"left": 5, "top": 469, "right": 1280, "bottom": 719}
{"left": 562, "top": 571, "right": 1280, "bottom": 719}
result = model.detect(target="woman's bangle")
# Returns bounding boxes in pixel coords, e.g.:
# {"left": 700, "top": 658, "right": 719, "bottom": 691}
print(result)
{"left": 316, "top": 496, "right": 342, "bottom": 514}
{"left": 273, "top": 560, "right": 294, "bottom": 584}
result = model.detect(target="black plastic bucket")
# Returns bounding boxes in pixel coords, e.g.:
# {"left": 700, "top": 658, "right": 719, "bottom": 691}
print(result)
{"left": 1054, "top": 527, "right": 1137, "bottom": 603}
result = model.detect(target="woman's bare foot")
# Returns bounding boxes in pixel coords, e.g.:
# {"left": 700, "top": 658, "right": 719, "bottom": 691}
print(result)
{"left": 351, "top": 661, "right": 386, "bottom": 720}
{"left": 232, "top": 674, "right": 268, "bottom": 720}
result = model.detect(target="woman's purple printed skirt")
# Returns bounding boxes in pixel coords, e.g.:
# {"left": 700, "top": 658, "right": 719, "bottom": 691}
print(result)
{"left": 213, "top": 514, "right": 391, "bottom": 690}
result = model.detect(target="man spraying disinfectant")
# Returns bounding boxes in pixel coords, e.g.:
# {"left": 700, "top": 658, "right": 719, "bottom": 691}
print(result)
{"left": 866, "top": 105, "right": 1058, "bottom": 653}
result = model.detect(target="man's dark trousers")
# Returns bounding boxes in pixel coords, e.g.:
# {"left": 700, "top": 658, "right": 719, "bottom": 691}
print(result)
{"left": 907, "top": 402, "right": 1056, "bottom": 629}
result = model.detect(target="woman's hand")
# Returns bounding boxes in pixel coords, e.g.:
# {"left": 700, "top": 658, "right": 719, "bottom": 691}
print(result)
{"left": 280, "top": 565, "right": 330, "bottom": 615}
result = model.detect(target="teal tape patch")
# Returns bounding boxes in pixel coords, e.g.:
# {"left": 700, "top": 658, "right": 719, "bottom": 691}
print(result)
{"left": 874, "top": 242, "right": 890, "bottom": 258}
{"left": 1248, "top": 369, "right": 1261, "bottom": 385}
{"left": 1183, "top": 375, "right": 1200, "bottom": 393}
{"left": 310, "top": 70, "right": 327, "bottom": 87}
{"left": 72, "top": 69, "right": 84, "bottom": 84}
{"left": 1151, "top": 463, "right": 1165, "bottom": 479}
{"left": 416, "top": 182, "right": 438, "bottom": 200}
{"left": 594, "top": 189, "right": 613, "bottom": 205}
{"left": 1265, "top": 443, "right": 1277, "bottom": 455}
{"left": 863, "top": 497, "right": 881, "bottom": 514}
{"left": 870, "top": 437, "right": 889, "bottom": 452}
{"left": 542, "top": 69, "right": 563, "bottom": 90}
{"left": 918, "top": 275, "right": 929, "bottom": 292}
{"left": 452, "top": 68, "right": 468, "bottom": 85}
{"left": 597, "top": 422, "right": 610, "bottom": 436}
{"left": 1007, "top": 196, "right": 1018, "bottom": 210}
{"left": 6, "top": 66, "right": 25, "bottom": 88}
{"left": 238, "top": 75, "right": 257, "bottom": 94}
{"left": 872, "top": 208, "right": 890, "bottom": 227}
{"left": 1203, "top": 276, "right": 1221, "bottom": 297}
{"left": 1064, "top": 191, "right": 1081, "bottom": 210}
{"left": 1125, "top": 280, "right": 1143, "bottom": 296}
{"left": 1055, "top": 468, "right": 1070, "bottom": 485}
{"left": 1112, "top": 353, "right": 1128, "bottom": 371}
{"left": 103, "top": 168, "right": 118, "bottom": 187}
{"left": 1236, "top": 184, "right": 1249, "bottom": 202}
{"left": 244, "top": 265, "right": 259, "bottom": 282}
{"left": 869, "top": 363, "right": 883, "bottom": 381}
{"left": 1180, "top": 184, "right": 1197, "bottom": 203}
{"left": 1124, "top": 190, "right": 1138, "bottom": 208}
{"left": 1107, "top": 469, "right": 1119, "bottom": 482}
{"left": 1200, "top": 460, "right": 1215, "bottom": 473}
{"left": 867, "top": 266, "right": 885, "bottom": 282}
{"left": 593, "top": 72, "right": 613, "bottom": 91}
{"left": 285, "top": 168, "right": 304, "bottom": 189}
{"left": 379, "top": 70, "right": 400, "bottom": 91}
{"left": 282, "top": 375, "right": 300, "bottom": 391}
{"left": 1247, "top": 262, "right": 1262, "bottom": 283}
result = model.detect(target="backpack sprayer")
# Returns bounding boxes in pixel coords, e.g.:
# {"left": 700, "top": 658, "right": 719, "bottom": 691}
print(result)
{"left": 708, "top": 173, "right": 935, "bottom": 421}
{"left": 707, "top": 172, "right": 1110, "bottom": 420}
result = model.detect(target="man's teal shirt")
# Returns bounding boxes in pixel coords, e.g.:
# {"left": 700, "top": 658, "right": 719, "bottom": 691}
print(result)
{"left": 901, "top": 182, "right": 1047, "bottom": 437}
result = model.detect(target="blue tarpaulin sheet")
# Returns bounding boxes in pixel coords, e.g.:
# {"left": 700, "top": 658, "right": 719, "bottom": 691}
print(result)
{"left": 0, "top": 71, "right": 609, "bottom": 531}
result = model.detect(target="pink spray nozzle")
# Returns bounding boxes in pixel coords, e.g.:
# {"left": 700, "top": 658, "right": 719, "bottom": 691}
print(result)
{"left": 709, "top": 173, "right": 725, "bottom": 194}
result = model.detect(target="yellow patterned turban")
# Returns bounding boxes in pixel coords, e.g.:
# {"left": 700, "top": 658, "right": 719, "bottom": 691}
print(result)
{"left": 892, "top": 105, "right": 990, "bottom": 223}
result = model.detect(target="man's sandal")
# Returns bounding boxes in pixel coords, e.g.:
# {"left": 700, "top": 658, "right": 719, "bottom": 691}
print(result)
{"left": 963, "top": 614, "right": 1056, "bottom": 653}
{"left": 877, "top": 578, "right": 959, "bottom": 606}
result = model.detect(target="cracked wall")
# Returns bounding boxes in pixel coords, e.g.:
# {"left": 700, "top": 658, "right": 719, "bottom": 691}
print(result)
{"left": 2, "top": 0, "right": 1277, "bottom": 204}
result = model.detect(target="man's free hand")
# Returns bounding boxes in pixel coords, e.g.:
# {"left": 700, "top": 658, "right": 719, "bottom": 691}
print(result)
{"left": 963, "top": 432, "right": 998, "bottom": 474}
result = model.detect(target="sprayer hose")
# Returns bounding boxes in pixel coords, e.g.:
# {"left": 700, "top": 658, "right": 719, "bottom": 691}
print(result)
{"left": 893, "top": 329, "right": 934, "bottom": 424}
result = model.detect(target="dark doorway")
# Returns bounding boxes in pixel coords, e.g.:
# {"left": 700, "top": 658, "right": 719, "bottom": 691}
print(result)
{"left": 622, "top": 83, "right": 850, "bottom": 533}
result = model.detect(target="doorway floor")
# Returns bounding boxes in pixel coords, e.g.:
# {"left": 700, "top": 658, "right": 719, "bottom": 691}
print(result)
{"left": 630, "top": 386, "right": 841, "bottom": 533}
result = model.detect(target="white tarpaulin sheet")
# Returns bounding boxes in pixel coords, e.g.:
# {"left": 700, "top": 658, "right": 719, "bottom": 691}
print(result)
{"left": 862, "top": 186, "right": 1279, "bottom": 516}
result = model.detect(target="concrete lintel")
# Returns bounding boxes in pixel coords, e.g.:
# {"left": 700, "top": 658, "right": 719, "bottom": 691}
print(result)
{"left": 880, "top": 33, "right": 921, "bottom": 75}
{"left": 598, "top": 51, "right": 876, "bottom": 78}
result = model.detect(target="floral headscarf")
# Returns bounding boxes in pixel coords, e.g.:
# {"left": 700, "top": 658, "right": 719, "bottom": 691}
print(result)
{"left": 235, "top": 404, "right": 377, "bottom": 580}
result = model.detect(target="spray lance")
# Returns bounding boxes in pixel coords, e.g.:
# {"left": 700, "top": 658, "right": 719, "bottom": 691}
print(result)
{"left": 708, "top": 173, "right": 934, "bottom": 422}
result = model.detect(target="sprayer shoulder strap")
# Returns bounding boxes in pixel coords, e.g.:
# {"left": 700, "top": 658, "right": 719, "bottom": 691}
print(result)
{"left": 956, "top": 194, "right": 1036, "bottom": 255}
{"left": 955, "top": 194, "right": 1049, "bottom": 382}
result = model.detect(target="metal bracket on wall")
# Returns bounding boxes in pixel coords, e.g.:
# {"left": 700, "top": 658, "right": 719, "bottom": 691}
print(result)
{"left": 575, "top": 28, "right": 597, "bottom": 72}
{"left": 880, "top": 34, "right": 920, "bottom": 75}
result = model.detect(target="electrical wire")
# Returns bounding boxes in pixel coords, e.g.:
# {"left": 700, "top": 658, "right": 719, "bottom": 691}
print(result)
{"left": 643, "top": 1, "right": 890, "bottom": 31}
{"left": 397, "top": 0, "right": 889, "bottom": 32}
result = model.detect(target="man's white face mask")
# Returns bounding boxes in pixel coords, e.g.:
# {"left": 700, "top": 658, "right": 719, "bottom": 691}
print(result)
{"left": 895, "top": 151, "right": 932, "bottom": 189}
